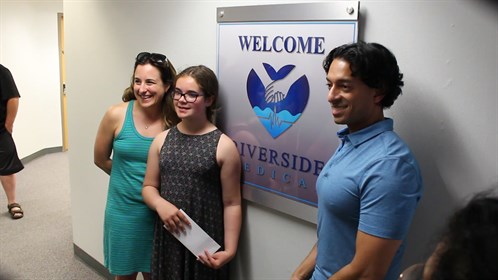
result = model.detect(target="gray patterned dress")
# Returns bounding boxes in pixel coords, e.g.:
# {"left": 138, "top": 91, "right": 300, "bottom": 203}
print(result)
{"left": 151, "top": 126, "right": 229, "bottom": 280}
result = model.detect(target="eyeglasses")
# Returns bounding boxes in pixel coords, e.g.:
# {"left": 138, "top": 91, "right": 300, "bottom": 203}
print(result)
{"left": 171, "top": 88, "right": 204, "bottom": 103}
{"left": 135, "top": 52, "right": 169, "bottom": 68}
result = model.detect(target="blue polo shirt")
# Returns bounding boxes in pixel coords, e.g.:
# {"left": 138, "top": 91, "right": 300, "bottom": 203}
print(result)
{"left": 312, "top": 118, "right": 423, "bottom": 280}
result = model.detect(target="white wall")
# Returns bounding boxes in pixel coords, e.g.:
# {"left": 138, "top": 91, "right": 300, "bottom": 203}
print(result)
{"left": 62, "top": 1, "right": 497, "bottom": 279}
{"left": 0, "top": 0, "right": 63, "bottom": 158}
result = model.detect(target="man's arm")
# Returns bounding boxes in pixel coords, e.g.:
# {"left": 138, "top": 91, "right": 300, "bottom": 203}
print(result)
{"left": 5, "top": 97, "right": 19, "bottom": 134}
{"left": 329, "top": 231, "right": 401, "bottom": 280}
{"left": 292, "top": 242, "right": 318, "bottom": 280}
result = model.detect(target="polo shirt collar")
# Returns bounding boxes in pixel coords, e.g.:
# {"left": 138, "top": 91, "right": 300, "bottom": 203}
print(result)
{"left": 337, "top": 118, "right": 394, "bottom": 147}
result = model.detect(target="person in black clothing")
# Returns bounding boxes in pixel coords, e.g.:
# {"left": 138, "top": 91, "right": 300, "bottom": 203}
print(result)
{"left": 0, "top": 64, "right": 24, "bottom": 219}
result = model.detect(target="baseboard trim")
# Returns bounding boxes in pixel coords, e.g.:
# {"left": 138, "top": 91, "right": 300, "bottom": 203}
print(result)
{"left": 73, "top": 243, "right": 113, "bottom": 280}
{"left": 21, "top": 146, "right": 63, "bottom": 164}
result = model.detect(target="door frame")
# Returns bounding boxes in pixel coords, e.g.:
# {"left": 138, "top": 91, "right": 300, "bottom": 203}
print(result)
{"left": 57, "top": 13, "right": 68, "bottom": 151}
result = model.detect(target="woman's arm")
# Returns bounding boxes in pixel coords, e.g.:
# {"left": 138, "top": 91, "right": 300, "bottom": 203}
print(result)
{"left": 199, "top": 134, "right": 242, "bottom": 269}
{"left": 94, "top": 104, "right": 123, "bottom": 175}
{"left": 142, "top": 130, "right": 190, "bottom": 233}
{"left": 5, "top": 97, "right": 19, "bottom": 134}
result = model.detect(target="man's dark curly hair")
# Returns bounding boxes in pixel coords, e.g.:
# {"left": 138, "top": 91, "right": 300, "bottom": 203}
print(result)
{"left": 322, "top": 41, "right": 404, "bottom": 109}
{"left": 431, "top": 190, "right": 498, "bottom": 280}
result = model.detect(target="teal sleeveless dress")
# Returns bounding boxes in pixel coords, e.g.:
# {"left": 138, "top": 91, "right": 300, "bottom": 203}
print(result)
{"left": 104, "top": 100, "right": 155, "bottom": 275}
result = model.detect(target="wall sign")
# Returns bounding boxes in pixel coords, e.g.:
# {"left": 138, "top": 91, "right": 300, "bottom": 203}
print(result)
{"left": 217, "top": 2, "right": 359, "bottom": 222}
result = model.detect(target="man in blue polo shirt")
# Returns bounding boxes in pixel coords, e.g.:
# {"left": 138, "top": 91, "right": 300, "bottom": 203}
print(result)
{"left": 292, "top": 41, "right": 423, "bottom": 280}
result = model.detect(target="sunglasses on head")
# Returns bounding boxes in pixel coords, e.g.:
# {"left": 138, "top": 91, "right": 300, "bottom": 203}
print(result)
{"left": 135, "top": 52, "right": 169, "bottom": 67}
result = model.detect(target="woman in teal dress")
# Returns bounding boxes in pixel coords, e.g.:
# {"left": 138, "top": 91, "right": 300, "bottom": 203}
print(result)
{"left": 94, "top": 52, "right": 179, "bottom": 280}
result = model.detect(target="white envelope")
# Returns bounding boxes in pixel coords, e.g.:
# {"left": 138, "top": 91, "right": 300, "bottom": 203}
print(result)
{"left": 167, "top": 209, "right": 221, "bottom": 257}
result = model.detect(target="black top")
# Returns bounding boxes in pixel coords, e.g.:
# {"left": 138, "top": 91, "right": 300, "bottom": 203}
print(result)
{"left": 0, "top": 64, "right": 21, "bottom": 134}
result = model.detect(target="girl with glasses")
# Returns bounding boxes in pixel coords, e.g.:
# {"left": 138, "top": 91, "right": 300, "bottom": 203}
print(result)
{"left": 143, "top": 65, "right": 242, "bottom": 280}
{"left": 94, "top": 52, "right": 178, "bottom": 280}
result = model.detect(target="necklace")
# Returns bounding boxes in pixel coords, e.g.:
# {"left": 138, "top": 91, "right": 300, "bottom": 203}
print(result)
{"left": 144, "top": 120, "right": 151, "bottom": 129}
{"left": 144, "top": 120, "right": 152, "bottom": 129}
